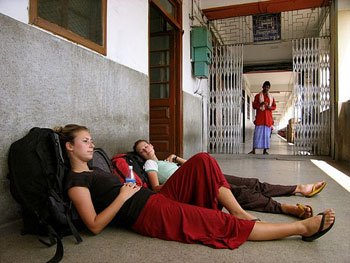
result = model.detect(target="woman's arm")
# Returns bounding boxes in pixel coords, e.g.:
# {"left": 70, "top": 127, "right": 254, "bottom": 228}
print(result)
{"left": 68, "top": 183, "right": 140, "bottom": 234}
{"left": 165, "top": 154, "right": 187, "bottom": 165}
{"left": 147, "top": 170, "right": 163, "bottom": 192}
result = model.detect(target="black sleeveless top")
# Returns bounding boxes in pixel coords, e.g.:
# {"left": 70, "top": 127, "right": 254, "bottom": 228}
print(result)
{"left": 65, "top": 167, "right": 154, "bottom": 227}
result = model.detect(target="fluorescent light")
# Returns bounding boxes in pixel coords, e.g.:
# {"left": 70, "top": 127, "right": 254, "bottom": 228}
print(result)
{"left": 311, "top": 159, "right": 350, "bottom": 192}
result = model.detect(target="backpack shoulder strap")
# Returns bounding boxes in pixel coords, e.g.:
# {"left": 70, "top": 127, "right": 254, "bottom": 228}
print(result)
{"left": 38, "top": 222, "right": 64, "bottom": 263}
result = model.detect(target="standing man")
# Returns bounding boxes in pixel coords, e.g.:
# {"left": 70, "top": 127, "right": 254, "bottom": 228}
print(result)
{"left": 249, "top": 81, "right": 276, "bottom": 155}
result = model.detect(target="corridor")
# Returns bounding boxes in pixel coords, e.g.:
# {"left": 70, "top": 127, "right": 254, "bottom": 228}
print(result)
{"left": 1, "top": 136, "right": 349, "bottom": 262}
{"left": 241, "top": 133, "right": 294, "bottom": 155}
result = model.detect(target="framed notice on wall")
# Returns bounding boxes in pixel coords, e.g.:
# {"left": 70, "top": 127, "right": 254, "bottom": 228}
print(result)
{"left": 253, "top": 13, "right": 281, "bottom": 42}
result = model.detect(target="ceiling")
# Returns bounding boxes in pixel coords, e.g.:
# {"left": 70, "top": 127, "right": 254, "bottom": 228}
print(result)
{"left": 198, "top": 0, "right": 330, "bottom": 125}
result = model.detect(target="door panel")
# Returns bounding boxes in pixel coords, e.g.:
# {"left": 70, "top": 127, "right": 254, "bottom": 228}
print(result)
{"left": 149, "top": 7, "right": 176, "bottom": 159}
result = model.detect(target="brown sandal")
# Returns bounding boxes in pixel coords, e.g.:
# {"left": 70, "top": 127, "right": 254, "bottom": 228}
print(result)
{"left": 297, "top": 203, "right": 314, "bottom": 219}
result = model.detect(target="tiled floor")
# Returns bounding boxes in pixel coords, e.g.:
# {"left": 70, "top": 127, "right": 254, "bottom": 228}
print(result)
{"left": 240, "top": 133, "right": 294, "bottom": 155}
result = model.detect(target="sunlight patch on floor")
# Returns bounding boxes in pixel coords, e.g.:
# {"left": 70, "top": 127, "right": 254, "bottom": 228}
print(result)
{"left": 276, "top": 134, "right": 287, "bottom": 141}
{"left": 311, "top": 159, "right": 350, "bottom": 192}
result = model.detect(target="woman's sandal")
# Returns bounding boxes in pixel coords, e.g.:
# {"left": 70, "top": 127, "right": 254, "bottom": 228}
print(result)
{"left": 302, "top": 212, "right": 335, "bottom": 242}
{"left": 297, "top": 204, "right": 314, "bottom": 219}
{"left": 305, "top": 182, "right": 327, "bottom": 198}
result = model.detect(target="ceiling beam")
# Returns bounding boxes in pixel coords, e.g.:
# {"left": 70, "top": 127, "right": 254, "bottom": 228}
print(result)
{"left": 203, "top": 0, "right": 330, "bottom": 21}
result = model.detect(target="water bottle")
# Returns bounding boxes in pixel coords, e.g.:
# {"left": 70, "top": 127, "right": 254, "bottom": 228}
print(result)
{"left": 125, "top": 165, "right": 136, "bottom": 183}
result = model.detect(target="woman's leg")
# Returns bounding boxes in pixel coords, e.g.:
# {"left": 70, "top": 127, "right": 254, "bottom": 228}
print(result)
{"left": 225, "top": 174, "right": 286, "bottom": 213}
{"left": 218, "top": 186, "right": 257, "bottom": 220}
{"left": 159, "top": 153, "right": 256, "bottom": 220}
{"left": 225, "top": 183, "right": 313, "bottom": 218}
{"left": 133, "top": 195, "right": 335, "bottom": 248}
{"left": 132, "top": 194, "right": 255, "bottom": 250}
{"left": 224, "top": 174, "right": 321, "bottom": 218}
{"left": 224, "top": 173, "right": 326, "bottom": 198}
{"left": 224, "top": 174, "right": 296, "bottom": 198}
{"left": 248, "top": 209, "right": 335, "bottom": 240}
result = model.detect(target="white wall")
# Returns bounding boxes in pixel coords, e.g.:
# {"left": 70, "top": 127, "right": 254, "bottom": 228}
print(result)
{"left": 0, "top": 0, "right": 149, "bottom": 75}
{"left": 107, "top": 0, "right": 148, "bottom": 75}
{"left": 0, "top": 0, "right": 29, "bottom": 23}
{"left": 0, "top": 0, "right": 28, "bottom": 23}
{"left": 182, "top": 0, "right": 209, "bottom": 152}
{"left": 182, "top": 0, "right": 205, "bottom": 96}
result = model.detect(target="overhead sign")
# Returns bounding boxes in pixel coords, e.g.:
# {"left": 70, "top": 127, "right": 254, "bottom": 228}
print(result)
{"left": 253, "top": 13, "right": 281, "bottom": 42}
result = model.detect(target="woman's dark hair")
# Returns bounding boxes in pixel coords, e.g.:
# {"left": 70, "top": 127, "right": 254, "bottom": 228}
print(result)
{"left": 53, "top": 124, "right": 89, "bottom": 144}
{"left": 262, "top": 81, "right": 271, "bottom": 88}
{"left": 133, "top": 139, "right": 149, "bottom": 155}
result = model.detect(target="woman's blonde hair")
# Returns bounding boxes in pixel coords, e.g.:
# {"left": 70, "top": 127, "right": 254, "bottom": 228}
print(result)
{"left": 53, "top": 124, "right": 89, "bottom": 144}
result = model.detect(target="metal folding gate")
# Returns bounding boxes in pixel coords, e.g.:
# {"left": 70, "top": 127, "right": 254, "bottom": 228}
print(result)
{"left": 208, "top": 45, "right": 243, "bottom": 154}
{"left": 293, "top": 37, "right": 330, "bottom": 155}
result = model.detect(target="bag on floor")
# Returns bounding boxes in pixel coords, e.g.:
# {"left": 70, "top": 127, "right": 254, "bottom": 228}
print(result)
{"left": 88, "top": 147, "right": 113, "bottom": 173}
{"left": 7, "top": 127, "right": 84, "bottom": 263}
{"left": 111, "top": 153, "right": 150, "bottom": 188}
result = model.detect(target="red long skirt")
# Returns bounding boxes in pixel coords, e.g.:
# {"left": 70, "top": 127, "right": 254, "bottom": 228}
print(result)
{"left": 132, "top": 153, "right": 255, "bottom": 249}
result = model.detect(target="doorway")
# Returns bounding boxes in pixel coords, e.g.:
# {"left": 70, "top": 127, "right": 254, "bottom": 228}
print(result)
{"left": 243, "top": 71, "right": 294, "bottom": 155}
{"left": 149, "top": 1, "right": 182, "bottom": 159}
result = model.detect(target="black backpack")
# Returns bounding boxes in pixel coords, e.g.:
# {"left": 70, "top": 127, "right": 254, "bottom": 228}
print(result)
{"left": 7, "top": 127, "right": 83, "bottom": 263}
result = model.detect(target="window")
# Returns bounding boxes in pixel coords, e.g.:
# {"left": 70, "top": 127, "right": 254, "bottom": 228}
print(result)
{"left": 157, "top": 0, "right": 175, "bottom": 18}
{"left": 152, "top": 0, "right": 181, "bottom": 28}
{"left": 30, "top": 0, "right": 106, "bottom": 55}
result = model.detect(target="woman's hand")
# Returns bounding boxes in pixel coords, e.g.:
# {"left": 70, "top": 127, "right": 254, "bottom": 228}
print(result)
{"left": 165, "top": 154, "right": 187, "bottom": 165}
{"left": 119, "top": 183, "right": 141, "bottom": 201}
{"left": 153, "top": 184, "right": 163, "bottom": 192}
{"left": 165, "top": 154, "right": 177, "bottom": 163}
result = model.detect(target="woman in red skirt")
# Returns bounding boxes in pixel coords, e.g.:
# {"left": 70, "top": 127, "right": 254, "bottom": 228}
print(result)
{"left": 58, "top": 124, "right": 335, "bottom": 250}
{"left": 133, "top": 140, "right": 326, "bottom": 220}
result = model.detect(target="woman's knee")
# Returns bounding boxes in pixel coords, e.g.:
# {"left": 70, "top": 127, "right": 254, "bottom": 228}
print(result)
{"left": 190, "top": 152, "right": 214, "bottom": 162}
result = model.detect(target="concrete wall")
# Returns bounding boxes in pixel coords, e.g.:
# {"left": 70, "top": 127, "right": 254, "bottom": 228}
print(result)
{"left": 0, "top": 14, "right": 149, "bottom": 225}
{"left": 183, "top": 91, "right": 202, "bottom": 159}
{"left": 338, "top": 101, "right": 350, "bottom": 161}
{"left": 181, "top": 0, "right": 207, "bottom": 154}
{"left": 242, "top": 77, "right": 255, "bottom": 143}
{"left": 335, "top": 7, "right": 350, "bottom": 161}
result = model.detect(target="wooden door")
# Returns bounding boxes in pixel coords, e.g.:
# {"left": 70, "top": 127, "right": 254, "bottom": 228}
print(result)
{"left": 149, "top": 1, "right": 182, "bottom": 160}
{"left": 149, "top": 25, "right": 175, "bottom": 159}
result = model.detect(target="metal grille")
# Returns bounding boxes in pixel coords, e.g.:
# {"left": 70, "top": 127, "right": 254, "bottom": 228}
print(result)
{"left": 293, "top": 37, "right": 330, "bottom": 155}
{"left": 208, "top": 45, "right": 243, "bottom": 154}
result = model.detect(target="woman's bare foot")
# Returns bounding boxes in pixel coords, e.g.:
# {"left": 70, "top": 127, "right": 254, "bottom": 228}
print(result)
{"left": 301, "top": 209, "right": 335, "bottom": 238}
{"left": 281, "top": 204, "right": 313, "bottom": 219}
{"left": 294, "top": 181, "right": 326, "bottom": 197}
